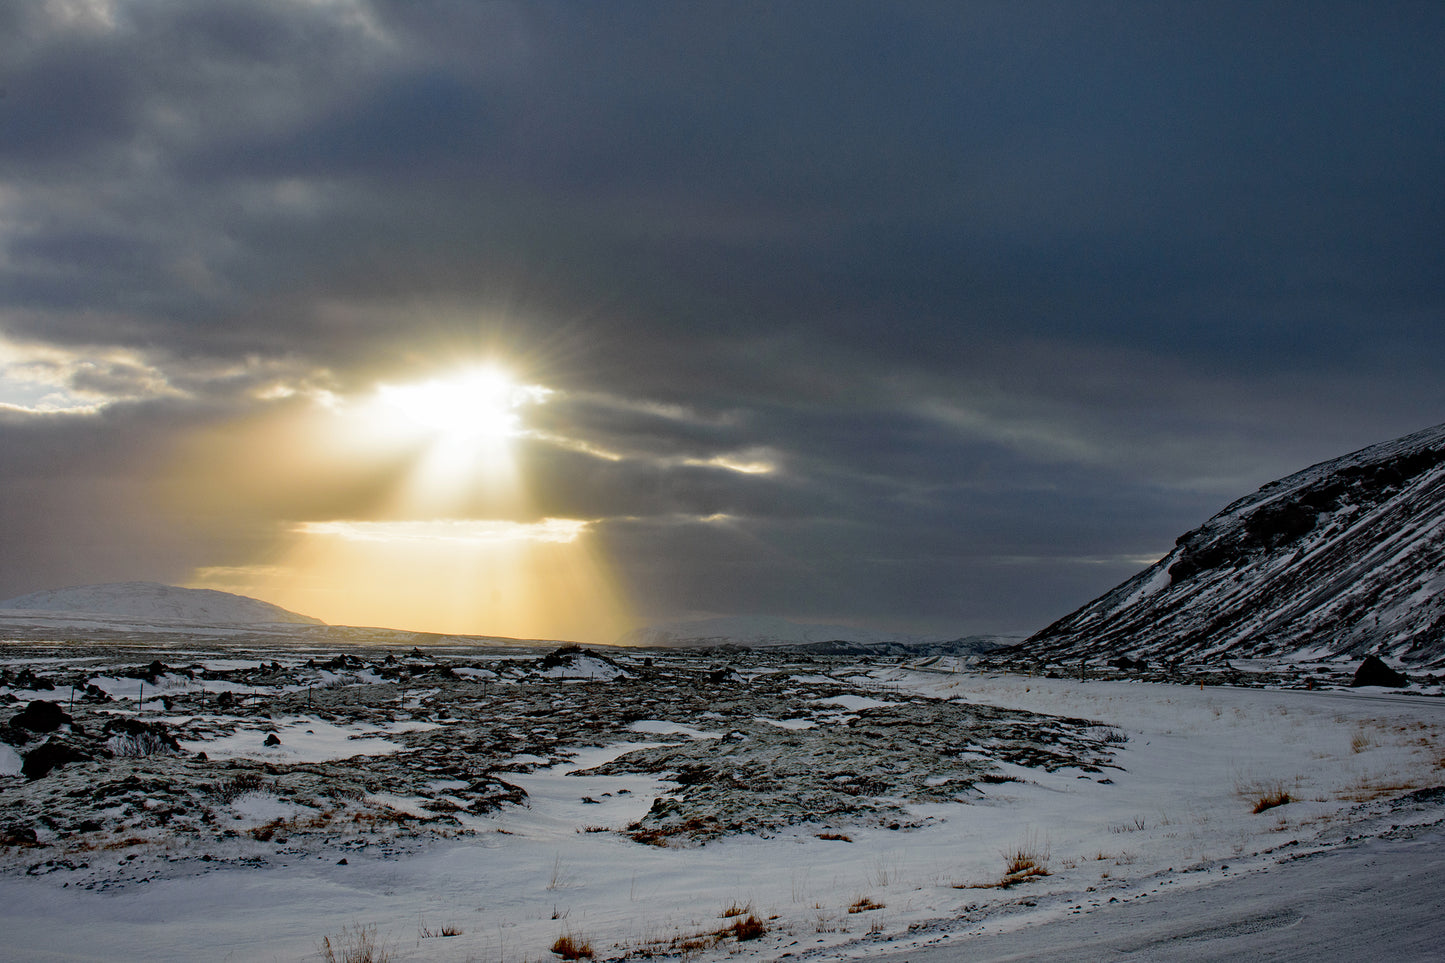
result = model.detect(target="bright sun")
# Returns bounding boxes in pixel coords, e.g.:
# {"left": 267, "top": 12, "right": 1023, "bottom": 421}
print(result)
{"left": 377, "top": 365, "right": 536, "bottom": 443}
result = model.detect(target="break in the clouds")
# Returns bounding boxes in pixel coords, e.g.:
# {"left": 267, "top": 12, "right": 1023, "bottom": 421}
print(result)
{"left": 1, "top": 1, "right": 1443, "bottom": 640}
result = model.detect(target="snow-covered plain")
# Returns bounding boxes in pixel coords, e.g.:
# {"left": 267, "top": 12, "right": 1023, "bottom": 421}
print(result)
{"left": 1, "top": 644, "right": 1443, "bottom": 962}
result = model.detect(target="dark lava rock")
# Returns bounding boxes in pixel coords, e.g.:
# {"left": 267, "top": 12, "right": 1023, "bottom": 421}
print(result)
{"left": 263, "top": 733, "right": 282, "bottom": 746}
{"left": 540, "top": 644, "right": 585, "bottom": 669}
{"left": 125, "top": 660, "right": 170, "bottom": 684}
{"left": 21, "top": 738, "right": 93, "bottom": 780}
{"left": 10, "top": 669, "right": 56, "bottom": 691}
{"left": 1351, "top": 655, "right": 1408, "bottom": 688}
{"left": 11, "top": 700, "right": 71, "bottom": 733}
{"left": 0, "top": 824, "right": 39, "bottom": 847}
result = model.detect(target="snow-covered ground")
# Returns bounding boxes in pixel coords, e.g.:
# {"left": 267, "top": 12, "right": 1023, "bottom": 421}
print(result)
{"left": 1, "top": 649, "right": 1442, "bottom": 962}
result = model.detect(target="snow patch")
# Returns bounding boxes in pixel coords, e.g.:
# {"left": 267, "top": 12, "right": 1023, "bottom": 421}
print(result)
{"left": 0, "top": 744, "right": 20, "bottom": 777}
{"left": 179, "top": 717, "right": 402, "bottom": 762}
{"left": 813, "top": 693, "right": 897, "bottom": 712}
{"left": 627, "top": 720, "right": 721, "bottom": 739}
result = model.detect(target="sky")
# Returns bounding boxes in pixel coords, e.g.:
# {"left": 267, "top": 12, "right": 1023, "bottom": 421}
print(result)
{"left": 1, "top": 1, "right": 1442, "bottom": 643}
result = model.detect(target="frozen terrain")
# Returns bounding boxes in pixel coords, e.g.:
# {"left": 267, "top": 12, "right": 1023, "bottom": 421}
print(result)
{"left": 2, "top": 637, "right": 1443, "bottom": 961}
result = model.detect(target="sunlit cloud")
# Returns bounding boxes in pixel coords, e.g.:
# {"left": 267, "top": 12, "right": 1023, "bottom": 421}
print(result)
{"left": 191, "top": 564, "right": 294, "bottom": 582}
{"left": 0, "top": 334, "right": 337, "bottom": 415}
{"left": 681, "top": 453, "right": 776, "bottom": 475}
{"left": 295, "top": 517, "right": 589, "bottom": 545}
{"left": 915, "top": 398, "right": 1101, "bottom": 465}
{"left": 44, "top": 0, "right": 119, "bottom": 32}
{"left": 529, "top": 431, "right": 626, "bottom": 462}
{"left": 0, "top": 336, "right": 180, "bottom": 414}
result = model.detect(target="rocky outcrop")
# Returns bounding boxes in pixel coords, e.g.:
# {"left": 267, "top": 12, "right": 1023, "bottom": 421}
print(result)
{"left": 1351, "top": 655, "right": 1408, "bottom": 688}
{"left": 1024, "top": 422, "right": 1445, "bottom": 666}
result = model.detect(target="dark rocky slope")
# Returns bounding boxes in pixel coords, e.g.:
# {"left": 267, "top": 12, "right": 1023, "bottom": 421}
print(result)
{"left": 1023, "top": 422, "right": 1445, "bottom": 665}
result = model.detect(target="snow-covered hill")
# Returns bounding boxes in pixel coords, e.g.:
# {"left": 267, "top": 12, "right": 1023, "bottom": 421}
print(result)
{"left": 1023, "top": 422, "right": 1445, "bottom": 665}
{"left": 0, "top": 582, "right": 323, "bottom": 626}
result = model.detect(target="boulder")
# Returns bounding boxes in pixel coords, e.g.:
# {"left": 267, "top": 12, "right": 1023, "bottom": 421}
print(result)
{"left": 11, "top": 700, "right": 71, "bottom": 733}
{"left": 102, "top": 717, "right": 181, "bottom": 755}
{"left": 1351, "top": 655, "right": 1408, "bottom": 688}
{"left": 21, "top": 738, "right": 92, "bottom": 779}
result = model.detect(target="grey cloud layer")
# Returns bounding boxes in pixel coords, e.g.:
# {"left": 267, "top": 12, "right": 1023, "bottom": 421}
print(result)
{"left": 2, "top": 1, "right": 1442, "bottom": 632}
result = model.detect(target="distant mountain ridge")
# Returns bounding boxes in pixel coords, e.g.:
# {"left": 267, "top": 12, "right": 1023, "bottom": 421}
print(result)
{"left": 617, "top": 614, "right": 933, "bottom": 647}
{"left": 615, "top": 614, "right": 1014, "bottom": 655}
{"left": 0, "top": 582, "right": 324, "bottom": 626}
{"left": 1023, "top": 422, "right": 1445, "bottom": 665}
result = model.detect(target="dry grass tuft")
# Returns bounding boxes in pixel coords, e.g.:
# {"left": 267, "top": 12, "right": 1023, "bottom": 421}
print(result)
{"left": 1000, "top": 834, "right": 1051, "bottom": 885}
{"left": 815, "top": 832, "right": 853, "bottom": 842}
{"left": 719, "top": 901, "right": 752, "bottom": 918}
{"left": 848, "top": 896, "right": 885, "bottom": 913}
{"left": 319, "top": 923, "right": 393, "bottom": 963}
{"left": 250, "top": 817, "right": 288, "bottom": 842}
{"left": 551, "top": 932, "right": 594, "bottom": 959}
{"left": 624, "top": 911, "right": 768, "bottom": 957}
{"left": 1336, "top": 774, "right": 1422, "bottom": 803}
{"left": 953, "top": 834, "right": 1052, "bottom": 889}
{"left": 1252, "top": 786, "right": 1291, "bottom": 813}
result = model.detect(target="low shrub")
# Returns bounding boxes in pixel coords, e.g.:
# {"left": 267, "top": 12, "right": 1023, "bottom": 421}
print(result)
{"left": 1252, "top": 787, "right": 1291, "bottom": 813}
{"left": 318, "top": 923, "right": 392, "bottom": 963}
{"left": 551, "top": 933, "right": 594, "bottom": 959}
{"left": 731, "top": 914, "right": 766, "bottom": 941}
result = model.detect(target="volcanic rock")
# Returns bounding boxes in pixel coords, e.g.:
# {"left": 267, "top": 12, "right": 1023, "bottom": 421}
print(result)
{"left": 1351, "top": 655, "right": 1408, "bottom": 688}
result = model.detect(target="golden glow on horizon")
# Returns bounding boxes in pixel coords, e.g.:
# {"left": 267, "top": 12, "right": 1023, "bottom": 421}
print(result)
{"left": 174, "top": 358, "right": 634, "bottom": 643}
{"left": 194, "top": 523, "right": 632, "bottom": 644}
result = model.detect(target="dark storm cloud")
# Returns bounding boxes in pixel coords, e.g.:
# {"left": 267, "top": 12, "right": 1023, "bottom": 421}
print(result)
{"left": 2, "top": 1, "right": 1443, "bottom": 633}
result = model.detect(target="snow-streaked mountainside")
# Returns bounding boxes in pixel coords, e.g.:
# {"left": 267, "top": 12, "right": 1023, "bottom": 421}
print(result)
{"left": 1024, "top": 422, "right": 1445, "bottom": 665}
{"left": 615, "top": 614, "right": 1013, "bottom": 655}
{"left": 0, "top": 582, "right": 323, "bottom": 626}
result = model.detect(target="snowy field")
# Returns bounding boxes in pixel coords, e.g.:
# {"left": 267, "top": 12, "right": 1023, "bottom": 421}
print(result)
{"left": 1, "top": 641, "right": 1443, "bottom": 961}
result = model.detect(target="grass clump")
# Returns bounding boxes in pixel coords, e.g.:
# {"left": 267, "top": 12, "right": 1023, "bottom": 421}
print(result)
{"left": 951, "top": 834, "right": 1053, "bottom": 890}
{"left": 551, "top": 933, "right": 594, "bottom": 959}
{"left": 848, "top": 896, "right": 885, "bottom": 913}
{"left": 1252, "top": 788, "right": 1291, "bottom": 813}
{"left": 319, "top": 923, "right": 392, "bottom": 963}
{"left": 999, "top": 833, "right": 1051, "bottom": 886}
